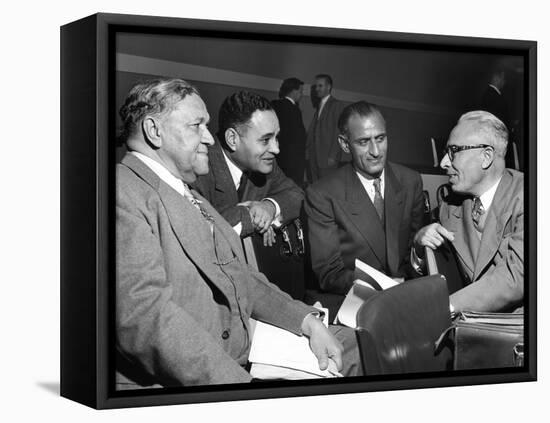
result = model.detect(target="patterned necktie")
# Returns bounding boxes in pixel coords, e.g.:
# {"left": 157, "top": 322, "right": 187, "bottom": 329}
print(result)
{"left": 182, "top": 185, "right": 214, "bottom": 223}
{"left": 373, "top": 178, "right": 385, "bottom": 223}
{"left": 472, "top": 197, "right": 485, "bottom": 231}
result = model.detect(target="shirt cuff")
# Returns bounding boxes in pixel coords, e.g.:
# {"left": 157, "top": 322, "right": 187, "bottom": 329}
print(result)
{"left": 262, "top": 198, "right": 282, "bottom": 227}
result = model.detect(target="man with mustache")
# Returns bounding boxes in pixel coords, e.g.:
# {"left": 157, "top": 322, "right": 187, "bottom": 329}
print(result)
{"left": 116, "top": 79, "right": 361, "bottom": 389}
{"left": 194, "top": 91, "right": 305, "bottom": 298}
{"left": 305, "top": 101, "right": 424, "bottom": 303}
{"left": 413, "top": 111, "right": 524, "bottom": 313}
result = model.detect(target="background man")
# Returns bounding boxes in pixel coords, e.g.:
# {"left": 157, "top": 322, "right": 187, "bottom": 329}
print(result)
{"left": 413, "top": 111, "right": 523, "bottom": 313}
{"left": 271, "top": 77, "right": 307, "bottom": 186}
{"left": 194, "top": 91, "right": 305, "bottom": 298}
{"left": 305, "top": 101, "right": 424, "bottom": 297}
{"left": 306, "top": 74, "right": 348, "bottom": 182}
{"left": 116, "top": 79, "right": 360, "bottom": 388}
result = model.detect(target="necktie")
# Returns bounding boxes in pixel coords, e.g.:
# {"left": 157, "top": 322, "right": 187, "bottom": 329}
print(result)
{"left": 237, "top": 173, "right": 248, "bottom": 201}
{"left": 373, "top": 178, "right": 384, "bottom": 223}
{"left": 472, "top": 197, "right": 485, "bottom": 231}
{"left": 182, "top": 185, "right": 214, "bottom": 223}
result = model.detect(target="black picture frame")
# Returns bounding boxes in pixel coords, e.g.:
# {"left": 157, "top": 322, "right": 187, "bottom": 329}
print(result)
{"left": 60, "top": 12, "right": 537, "bottom": 409}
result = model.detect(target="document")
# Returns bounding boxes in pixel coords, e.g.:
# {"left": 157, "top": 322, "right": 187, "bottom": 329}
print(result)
{"left": 334, "top": 259, "right": 400, "bottom": 328}
{"left": 248, "top": 308, "right": 343, "bottom": 380}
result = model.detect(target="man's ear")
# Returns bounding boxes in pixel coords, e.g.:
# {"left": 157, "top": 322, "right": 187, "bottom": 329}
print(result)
{"left": 338, "top": 135, "right": 350, "bottom": 154}
{"left": 142, "top": 116, "right": 162, "bottom": 148}
{"left": 224, "top": 128, "right": 239, "bottom": 153}
{"left": 481, "top": 146, "right": 495, "bottom": 169}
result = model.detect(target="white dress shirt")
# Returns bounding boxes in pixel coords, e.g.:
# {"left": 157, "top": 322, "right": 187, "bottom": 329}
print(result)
{"left": 356, "top": 169, "right": 385, "bottom": 204}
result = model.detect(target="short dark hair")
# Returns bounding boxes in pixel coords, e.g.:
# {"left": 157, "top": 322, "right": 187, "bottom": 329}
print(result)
{"left": 217, "top": 91, "right": 273, "bottom": 145}
{"left": 118, "top": 78, "right": 199, "bottom": 145}
{"left": 278, "top": 77, "right": 304, "bottom": 98}
{"left": 315, "top": 74, "right": 333, "bottom": 87}
{"left": 338, "top": 101, "right": 385, "bottom": 137}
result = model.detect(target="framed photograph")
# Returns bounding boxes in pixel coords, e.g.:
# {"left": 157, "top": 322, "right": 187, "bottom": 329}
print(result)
{"left": 60, "top": 12, "right": 536, "bottom": 409}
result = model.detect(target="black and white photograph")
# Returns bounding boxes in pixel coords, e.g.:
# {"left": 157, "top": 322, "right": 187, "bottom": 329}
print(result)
{"left": 5, "top": 0, "right": 549, "bottom": 421}
{"left": 60, "top": 11, "right": 535, "bottom": 408}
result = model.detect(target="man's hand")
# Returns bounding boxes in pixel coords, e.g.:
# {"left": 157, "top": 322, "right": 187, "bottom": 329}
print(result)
{"left": 413, "top": 223, "right": 455, "bottom": 256}
{"left": 239, "top": 200, "right": 276, "bottom": 233}
{"left": 263, "top": 226, "right": 276, "bottom": 247}
{"left": 301, "top": 314, "right": 344, "bottom": 372}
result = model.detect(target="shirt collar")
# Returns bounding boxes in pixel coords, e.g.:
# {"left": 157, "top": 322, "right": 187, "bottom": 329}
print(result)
{"left": 222, "top": 149, "right": 243, "bottom": 189}
{"left": 355, "top": 168, "right": 385, "bottom": 191}
{"left": 478, "top": 175, "right": 503, "bottom": 211}
{"left": 285, "top": 96, "right": 296, "bottom": 105}
{"left": 130, "top": 151, "right": 190, "bottom": 198}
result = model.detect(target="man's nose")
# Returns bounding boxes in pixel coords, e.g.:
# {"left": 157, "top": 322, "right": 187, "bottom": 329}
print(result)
{"left": 269, "top": 138, "right": 280, "bottom": 155}
{"left": 368, "top": 141, "right": 380, "bottom": 156}
{"left": 440, "top": 152, "right": 451, "bottom": 169}
{"left": 202, "top": 129, "right": 215, "bottom": 146}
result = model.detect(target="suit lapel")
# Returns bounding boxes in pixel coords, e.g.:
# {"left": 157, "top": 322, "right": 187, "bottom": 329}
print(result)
{"left": 472, "top": 172, "right": 512, "bottom": 280}
{"left": 120, "top": 154, "right": 240, "bottom": 299}
{"left": 343, "top": 165, "right": 387, "bottom": 266}
{"left": 384, "top": 165, "right": 405, "bottom": 274}
{"left": 443, "top": 200, "right": 476, "bottom": 275}
{"left": 210, "top": 142, "right": 239, "bottom": 202}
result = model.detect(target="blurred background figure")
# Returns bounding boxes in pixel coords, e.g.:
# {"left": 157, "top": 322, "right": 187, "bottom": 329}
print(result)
{"left": 271, "top": 78, "right": 307, "bottom": 186}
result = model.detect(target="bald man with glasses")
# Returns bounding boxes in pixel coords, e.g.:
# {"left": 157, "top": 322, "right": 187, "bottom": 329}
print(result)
{"left": 413, "top": 111, "right": 524, "bottom": 313}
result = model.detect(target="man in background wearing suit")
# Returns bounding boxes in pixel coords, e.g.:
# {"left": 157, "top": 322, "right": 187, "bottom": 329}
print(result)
{"left": 413, "top": 111, "right": 523, "bottom": 313}
{"left": 305, "top": 101, "right": 424, "bottom": 297}
{"left": 306, "top": 74, "right": 348, "bottom": 182}
{"left": 271, "top": 78, "right": 307, "bottom": 186}
{"left": 116, "top": 79, "right": 360, "bottom": 388}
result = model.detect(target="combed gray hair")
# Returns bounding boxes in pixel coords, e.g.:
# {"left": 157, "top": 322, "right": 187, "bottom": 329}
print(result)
{"left": 458, "top": 110, "right": 508, "bottom": 158}
{"left": 118, "top": 78, "right": 199, "bottom": 145}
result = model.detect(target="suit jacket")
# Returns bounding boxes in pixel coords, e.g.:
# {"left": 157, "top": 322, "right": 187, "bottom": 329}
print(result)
{"left": 193, "top": 141, "right": 304, "bottom": 238}
{"left": 440, "top": 169, "right": 524, "bottom": 312}
{"left": 306, "top": 96, "right": 348, "bottom": 180}
{"left": 116, "top": 153, "right": 313, "bottom": 388}
{"left": 271, "top": 98, "right": 307, "bottom": 185}
{"left": 305, "top": 162, "right": 424, "bottom": 295}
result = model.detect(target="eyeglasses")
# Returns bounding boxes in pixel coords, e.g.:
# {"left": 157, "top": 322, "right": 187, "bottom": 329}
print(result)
{"left": 443, "top": 144, "right": 493, "bottom": 161}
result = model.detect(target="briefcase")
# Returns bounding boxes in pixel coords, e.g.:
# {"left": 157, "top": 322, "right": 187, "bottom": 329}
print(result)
{"left": 249, "top": 218, "right": 306, "bottom": 301}
{"left": 436, "top": 311, "right": 524, "bottom": 370}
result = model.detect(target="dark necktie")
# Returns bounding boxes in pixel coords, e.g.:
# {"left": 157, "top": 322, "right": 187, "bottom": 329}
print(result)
{"left": 472, "top": 197, "right": 485, "bottom": 231}
{"left": 237, "top": 173, "right": 248, "bottom": 201}
{"left": 373, "top": 178, "right": 384, "bottom": 223}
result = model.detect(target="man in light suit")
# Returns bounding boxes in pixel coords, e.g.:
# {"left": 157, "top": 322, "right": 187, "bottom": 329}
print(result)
{"left": 193, "top": 91, "right": 304, "bottom": 298}
{"left": 271, "top": 78, "right": 307, "bottom": 186}
{"left": 305, "top": 101, "right": 424, "bottom": 297}
{"left": 413, "top": 111, "right": 523, "bottom": 313}
{"left": 306, "top": 74, "right": 348, "bottom": 182}
{"left": 116, "top": 78, "right": 361, "bottom": 389}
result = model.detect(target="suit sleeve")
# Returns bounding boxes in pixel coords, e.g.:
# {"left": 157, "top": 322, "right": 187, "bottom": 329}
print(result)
{"left": 305, "top": 185, "right": 354, "bottom": 295}
{"left": 266, "top": 162, "right": 304, "bottom": 223}
{"left": 116, "top": 188, "right": 252, "bottom": 386}
{"left": 193, "top": 174, "right": 255, "bottom": 237}
{"left": 450, "top": 196, "right": 524, "bottom": 312}
{"left": 401, "top": 171, "right": 425, "bottom": 278}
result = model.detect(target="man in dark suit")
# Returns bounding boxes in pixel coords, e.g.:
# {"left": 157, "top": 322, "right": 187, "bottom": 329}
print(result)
{"left": 271, "top": 77, "right": 307, "bottom": 186}
{"left": 194, "top": 91, "right": 305, "bottom": 298}
{"left": 116, "top": 79, "right": 361, "bottom": 389}
{"left": 305, "top": 101, "right": 424, "bottom": 296}
{"left": 306, "top": 74, "right": 348, "bottom": 182}
{"left": 413, "top": 111, "right": 523, "bottom": 313}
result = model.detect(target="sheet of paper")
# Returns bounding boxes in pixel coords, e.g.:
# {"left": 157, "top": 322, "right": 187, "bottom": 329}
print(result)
{"left": 355, "top": 258, "right": 400, "bottom": 290}
{"left": 334, "top": 279, "right": 375, "bottom": 328}
{"left": 248, "top": 315, "right": 340, "bottom": 378}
